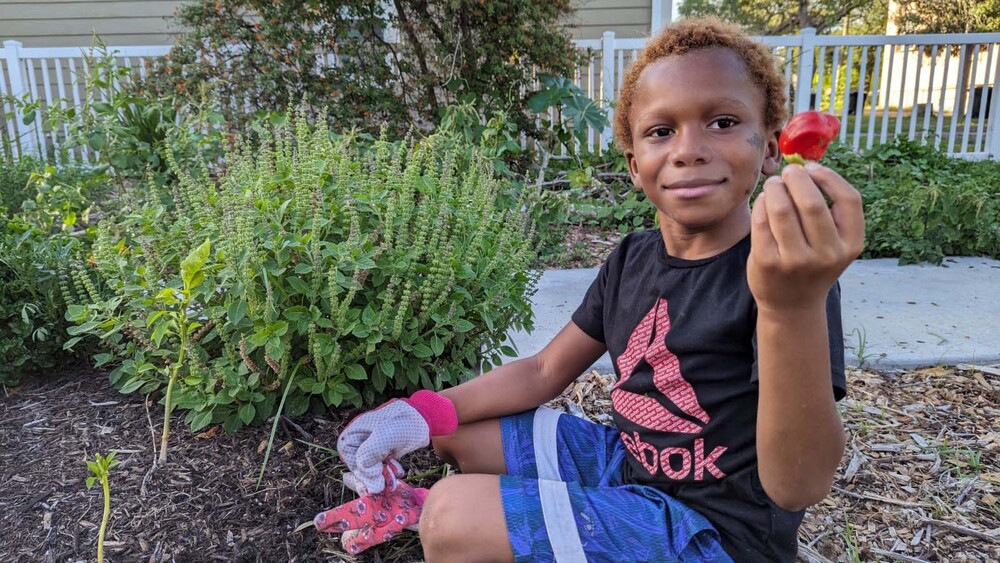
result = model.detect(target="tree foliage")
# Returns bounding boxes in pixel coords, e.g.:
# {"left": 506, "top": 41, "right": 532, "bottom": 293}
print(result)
{"left": 678, "top": 0, "right": 876, "bottom": 35}
{"left": 144, "top": 0, "right": 584, "bottom": 137}
{"left": 893, "top": 0, "right": 1000, "bottom": 34}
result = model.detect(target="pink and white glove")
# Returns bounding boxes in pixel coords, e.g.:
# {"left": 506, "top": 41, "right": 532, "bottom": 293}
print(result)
{"left": 315, "top": 464, "right": 428, "bottom": 554}
{"left": 341, "top": 458, "right": 418, "bottom": 531}
{"left": 336, "top": 390, "right": 457, "bottom": 494}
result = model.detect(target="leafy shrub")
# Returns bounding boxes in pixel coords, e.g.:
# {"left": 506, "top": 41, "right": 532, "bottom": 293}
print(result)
{"left": 0, "top": 155, "right": 42, "bottom": 213}
{"left": 143, "top": 0, "right": 583, "bottom": 137}
{"left": 0, "top": 224, "right": 86, "bottom": 387}
{"left": 69, "top": 111, "right": 538, "bottom": 432}
{"left": 823, "top": 138, "right": 1000, "bottom": 265}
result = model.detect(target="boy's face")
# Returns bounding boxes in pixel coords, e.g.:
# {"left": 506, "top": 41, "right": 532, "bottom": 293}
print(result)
{"left": 625, "top": 47, "right": 780, "bottom": 241}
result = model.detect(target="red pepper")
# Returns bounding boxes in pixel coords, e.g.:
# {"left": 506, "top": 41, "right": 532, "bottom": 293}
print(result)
{"left": 778, "top": 111, "right": 841, "bottom": 165}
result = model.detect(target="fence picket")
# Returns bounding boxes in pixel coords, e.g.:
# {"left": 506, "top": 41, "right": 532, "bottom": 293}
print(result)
{"left": 866, "top": 45, "right": 883, "bottom": 148}
{"left": 948, "top": 45, "right": 968, "bottom": 154}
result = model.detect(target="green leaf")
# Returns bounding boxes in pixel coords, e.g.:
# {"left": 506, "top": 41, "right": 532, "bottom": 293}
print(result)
{"left": 238, "top": 402, "right": 256, "bottom": 424}
{"left": 151, "top": 320, "right": 171, "bottom": 347}
{"left": 120, "top": 377, "right": 145, "bottom": 393}
{"left": 65, "top": 304, "right": 88, "bottom": 322}
{"left": 88, "top": 132, "right": 106, "bottom": 151}
{"left": 86, "top": 476, "right": 97, "bottom": 490}
{"left": 287, "top": 276, "right": 312, "bottom": 295}
{"left": 180, "top": 239, "right": 211, "bottom": 291}
{"left": 22, "top": 110, "right": 36, "bottom": 126}
{"left": 189, "top": 410, "right": 213, "bottom": 432}
{"left": 430, "top": 335, "right": 444, "bottom": 356}
{"left": 227, "top": 299, "right": 247, "bottom": 326}
{"left": 454, "top": 319, "right": 475, "bottom": 333}
{"left": 411, "top": 343, "right": 433, "bottom": 358}
{"left": 345, "top": 364, "right": 367, "bottom": 381}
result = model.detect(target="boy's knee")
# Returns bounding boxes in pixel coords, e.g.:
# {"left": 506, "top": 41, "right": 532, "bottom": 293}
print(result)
{"left": 419, "top": 477, "right": 462, "bottom": 558}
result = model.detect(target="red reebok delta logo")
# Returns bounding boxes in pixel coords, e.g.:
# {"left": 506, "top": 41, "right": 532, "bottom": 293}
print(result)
{"left": 613, "top": 298, "right": 727, "bottom": 480}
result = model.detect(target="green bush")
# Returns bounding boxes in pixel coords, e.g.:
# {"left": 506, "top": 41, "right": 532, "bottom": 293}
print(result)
{"left": 0, "top": 224, "right": 87, "bottom": 388}
{"left": 68, "top": 111, "right": 538, "bottom": 432}
{"left": 823, "top": 138, "right": 1000, "bottom": 265}
{"left": 0, "top": 155, "right": 42, "bottom": 213}
{"left": 143, "top": 0, "right": 583, "bottom": 138}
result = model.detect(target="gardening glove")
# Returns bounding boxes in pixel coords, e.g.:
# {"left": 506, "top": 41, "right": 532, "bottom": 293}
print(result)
{"left": 337, "top": 390, "right": 457, "bottom": 494}
{"left": 342, "top": 458, "right": 420, "bottom": 532}
{"left": 315, "top": 464, "right": 429, "bottom": 555}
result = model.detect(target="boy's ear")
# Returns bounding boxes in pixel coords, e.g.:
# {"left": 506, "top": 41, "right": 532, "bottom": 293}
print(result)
{"left": 625, "top": 150, "right": 642, "bottom": 188}
{"left": 761, "top": 130, "right": 781, "bottom": 175}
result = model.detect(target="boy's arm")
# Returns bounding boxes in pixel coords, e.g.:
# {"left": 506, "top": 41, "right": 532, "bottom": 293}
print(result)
{"left": 749, "top": 163, "right": 864, "bottom": 512}
{"left": 440, "top": 321, "right": 607, "bottom": 424}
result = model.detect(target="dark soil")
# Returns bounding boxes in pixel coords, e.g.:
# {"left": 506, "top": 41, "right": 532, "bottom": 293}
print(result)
{"left": 0, "top": 367, "right": 438, "bottom": 562}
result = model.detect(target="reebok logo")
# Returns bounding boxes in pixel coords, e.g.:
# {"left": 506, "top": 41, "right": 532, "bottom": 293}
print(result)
{"left": 613, "top": 298, "right": 727, "bottom": 480}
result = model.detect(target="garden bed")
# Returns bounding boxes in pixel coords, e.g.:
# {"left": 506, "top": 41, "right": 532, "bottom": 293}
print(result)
{"left": 2, "top": 364, "right": 998, "bottom": 562}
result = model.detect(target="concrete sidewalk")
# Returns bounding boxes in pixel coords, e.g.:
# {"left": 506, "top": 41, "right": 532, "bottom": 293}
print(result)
{"left": 504, "top": 256, "right": 1000, "bottom": 371}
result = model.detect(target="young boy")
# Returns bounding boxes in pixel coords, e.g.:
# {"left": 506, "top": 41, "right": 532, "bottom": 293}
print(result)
{"left": 321, "top": 16, "right": 864, "bottom": 562}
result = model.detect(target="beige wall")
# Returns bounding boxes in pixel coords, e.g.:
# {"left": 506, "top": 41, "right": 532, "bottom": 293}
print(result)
{"left": 570, "top": 0, "right": 653, "bottom": 40}
{"left": 0, "top": 0, "right": 655, "bottom": 47}
{"left": 0, "top": 1, "right": 185, "bottom": 47}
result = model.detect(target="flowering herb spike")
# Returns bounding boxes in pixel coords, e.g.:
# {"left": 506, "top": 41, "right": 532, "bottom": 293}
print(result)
{"left": 779, "top": 111, "right": 841, "bottom": 165}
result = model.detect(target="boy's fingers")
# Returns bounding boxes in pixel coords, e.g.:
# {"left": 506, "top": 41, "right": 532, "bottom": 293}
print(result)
{"left": 341, "top": 518, "right": 410, "bottom": 554}
{"left": 761, "top": 176, "right": 808, "bottom": 254}
{"left": 779, "top": 164, "right": 838, "bottom": 249}
{"left": 803, "top": 163, "right": 866, "bottom": 255}
{"left": 750, "top": 190, "right": 778, "bottom": 261}
{"left": 315, "top": 495, "right": 383, "bottom": 533}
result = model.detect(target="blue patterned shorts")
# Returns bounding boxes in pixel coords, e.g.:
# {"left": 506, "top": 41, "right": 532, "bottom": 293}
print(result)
{"left": 499, "top": 407, "right": 733, "bottom": 562}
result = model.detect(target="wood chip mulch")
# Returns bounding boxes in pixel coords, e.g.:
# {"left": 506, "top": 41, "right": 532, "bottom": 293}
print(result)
{"left": 550, "top": 367, "right": 1000, "bottom": 563}
{"left": 2, "top": 364, "right": 997, "bottom": 562}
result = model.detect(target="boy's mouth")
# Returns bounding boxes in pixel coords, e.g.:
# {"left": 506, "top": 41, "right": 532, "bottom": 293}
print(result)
{"left": 665, "top": 178, "right": 726, "bottom": 198}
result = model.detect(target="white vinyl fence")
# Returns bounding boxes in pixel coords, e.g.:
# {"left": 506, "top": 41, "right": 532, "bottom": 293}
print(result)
{"left": 4, "top": 28, "right": 1000, "bottom": 160}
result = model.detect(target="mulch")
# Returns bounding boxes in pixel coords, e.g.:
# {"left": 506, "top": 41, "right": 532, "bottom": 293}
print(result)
{"left": 0, "top": 366, "right": 437, "bottom": 562}
{"left": 2, "top": 364, "right": 998, "bottom": 562}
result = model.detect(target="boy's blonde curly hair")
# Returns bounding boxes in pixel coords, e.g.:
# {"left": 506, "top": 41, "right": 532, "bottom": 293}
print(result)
{"left": 613, "top": 17, "right": 789, "bottom": 152}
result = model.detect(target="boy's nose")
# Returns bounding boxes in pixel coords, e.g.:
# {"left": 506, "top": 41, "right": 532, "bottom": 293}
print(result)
{"left": 670, "top": 129, "right": 711, "bottom": 166}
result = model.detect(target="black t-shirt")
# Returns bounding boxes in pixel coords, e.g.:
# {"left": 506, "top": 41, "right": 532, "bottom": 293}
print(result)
{"left": 572, "top": 230, "right": 846, "bottom": 563}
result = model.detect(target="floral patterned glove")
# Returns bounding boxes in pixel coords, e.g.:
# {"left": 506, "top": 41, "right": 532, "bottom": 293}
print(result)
{"left": 315, "top": 464, "right": 428, "bottom": 554}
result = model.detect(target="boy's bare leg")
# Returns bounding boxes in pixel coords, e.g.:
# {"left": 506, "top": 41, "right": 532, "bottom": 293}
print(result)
{"left": 420, "top": 474, "right": 514, "bottom": 563}
{"left": 431, "top": 418, "right": 507, "bottom": 474}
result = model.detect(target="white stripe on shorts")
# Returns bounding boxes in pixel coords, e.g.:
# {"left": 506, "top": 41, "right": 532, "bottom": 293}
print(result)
{"left": 532, "top": 407, "right": 562, "bottom": 481}
{"left": 539, "top": 479, "right": 587, "bottom": 562}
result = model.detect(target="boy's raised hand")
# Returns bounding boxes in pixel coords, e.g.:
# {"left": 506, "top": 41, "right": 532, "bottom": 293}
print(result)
{"left": 748, "top": 163, "right": 865, "bottom": 311}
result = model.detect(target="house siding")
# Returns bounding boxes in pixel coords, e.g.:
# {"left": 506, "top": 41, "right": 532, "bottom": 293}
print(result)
{"left": 0, "top": 0, "right": 653, "bottom": 47}
{"left": 570, "top": 0, "right": 652, "bottom": 40}
{"left": 0, "top": 1, "right": 185, "bottom": 47}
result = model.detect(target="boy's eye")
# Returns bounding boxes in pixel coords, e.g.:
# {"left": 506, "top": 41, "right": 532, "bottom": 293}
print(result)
{"left": 709, "top": 117, "right": 738, "bottom": 129}
{"left": 650, "top": 126, "right": 673, "bottom": 137}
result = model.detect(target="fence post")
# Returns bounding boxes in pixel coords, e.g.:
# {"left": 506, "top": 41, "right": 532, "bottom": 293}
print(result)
{"left": 601, "top": 31, "right": 615, "bottom": 151}
{"left": 988, "top": 56, "right": 1000, "bottom": 160}
{"left": 795, "top": 28, "right": 817, "bottom": 114}
{"left": 3, "top": 40, "right": 35, "bottom": 157}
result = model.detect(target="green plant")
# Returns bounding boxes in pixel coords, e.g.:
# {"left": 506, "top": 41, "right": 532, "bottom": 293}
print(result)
{"left": 0, "top": 224, "right": 88, "bottom": 388}
{"left": 843, "top": 513, "right": 862, "bottom": 563}
{"left": 527, "top": 74, "right": 611, "bottom": 160}
{"left": 68, "top": 110, "right": 538, "bottom": 434}
{"left": 0, "top": 155, "right": 42, "bottom": 213}
{"left": 84, "top": 451, "right": 120, "bottom": 563}
{"left": 822, "top": 138, "right": 1000, "bottom": 265}
{"left": 143, "top": 0, "right": 583, "bottom": 139}
{"left": 849, "top": 327, "right": 873, "bottom": 368}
